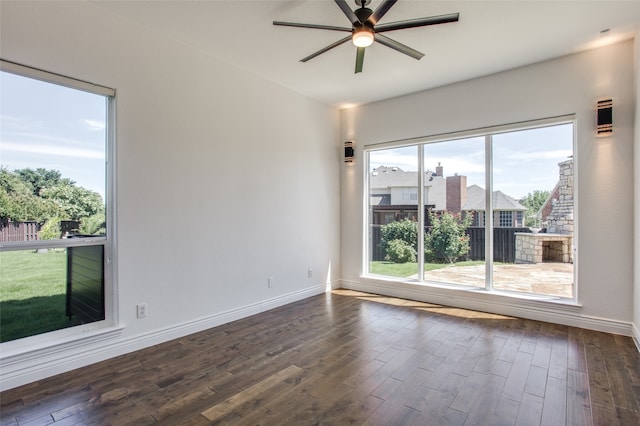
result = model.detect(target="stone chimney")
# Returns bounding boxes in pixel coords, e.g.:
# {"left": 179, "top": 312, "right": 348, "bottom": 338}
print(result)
{"left": 546, "top": 159, "right": 573, "bottom": 234}
{"left": 446, "top": 175, "right": 467, "bottom": 214}
{"left": 435, "top": 162, "right": 443, "bottom": 177}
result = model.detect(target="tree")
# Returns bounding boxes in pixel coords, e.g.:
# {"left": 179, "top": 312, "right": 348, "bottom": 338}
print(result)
{"left": 41, "top": 184, "right": 104, "bottom": 221}
{"left": 15, "top": 168, "right": 73, "bottom": 196}
{"left": 520, "top": 190, "right": 550, "bottom": 227}
{"left": 0, "top": 168, "right": 62, "bottom": 222}
{"left": 425, "top": 211, "right": 472, "bottom": 263}
{"left": 0, "top": 168, "right": 103, "bottom": 223}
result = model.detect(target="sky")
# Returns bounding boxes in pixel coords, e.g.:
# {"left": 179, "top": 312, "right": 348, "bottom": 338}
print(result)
{"left": 369, "top": 123, "right": 573, "bottom": 199}
{"left": 0, "top": 71, "right": 107, "bottom": 199}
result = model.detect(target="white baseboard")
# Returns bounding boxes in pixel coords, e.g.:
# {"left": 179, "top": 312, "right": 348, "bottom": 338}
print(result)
{"left": 339, "top": 278, "right": 635, "bottom": 338}
{"left": 0, "top": 283, "right": 329, "bottom": 391}
{"left": 633, "top": 323, "right": 640, "bottom": 352}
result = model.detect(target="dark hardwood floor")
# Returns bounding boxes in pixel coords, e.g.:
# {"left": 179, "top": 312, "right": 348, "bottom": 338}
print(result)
{"left": 1, "top": 290, "right": 639, "bottom": 425}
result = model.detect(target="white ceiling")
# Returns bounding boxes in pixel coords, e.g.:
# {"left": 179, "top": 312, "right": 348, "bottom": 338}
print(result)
{"left": 93, "top": 1, "right": 640, "bottom": 108}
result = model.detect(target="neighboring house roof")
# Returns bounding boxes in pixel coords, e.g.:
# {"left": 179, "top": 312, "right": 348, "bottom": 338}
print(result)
{"left": 369, "top": 166, "right": 439, "bottom": 189}
{"left": 370, "top": 166, "right": 525, "bottom": 212}
{"left": 462, "top": 185, "right": 527, "bottom": 211}
{"left": 369, "top": 166, "right": 447, "bottom": 208}
{"left": 370, "top": 195, "right": 390, "bottom": 206}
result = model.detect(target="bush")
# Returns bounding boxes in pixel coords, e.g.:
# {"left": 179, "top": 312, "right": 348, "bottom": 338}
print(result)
{"left": 80, "top": 213, "right": 106, "bottom": 235}
{"left": 38, "top": 217, "right": 61, "bottom": 240}
{"left": 425, "top": 211, "right": 471, "bottom": 263}
{"left": 385, "top": 239, "right": 417, "bottom": 263}
{"left": 379, "top": 219, "right": 417, "bottom": 255}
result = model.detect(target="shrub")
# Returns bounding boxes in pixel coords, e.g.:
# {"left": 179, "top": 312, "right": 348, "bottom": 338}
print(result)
{"left": 379, "top": 219, "right": 417, "bottom": 255}
{"left": 425, "top": 211, "right": 471, "bottom": 263}
{"left": 80, "top": 213, "right": 106, "bottom": 235}
{"left": 385, "top": 239, "right": 417, "bottom": 263}
{"left": 38, "top": 217, "right": 61, "bottom": 240}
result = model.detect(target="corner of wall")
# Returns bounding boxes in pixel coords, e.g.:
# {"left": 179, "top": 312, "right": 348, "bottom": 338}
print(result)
{"left": 634, "top": 31, "right": 640, "bottom": 348}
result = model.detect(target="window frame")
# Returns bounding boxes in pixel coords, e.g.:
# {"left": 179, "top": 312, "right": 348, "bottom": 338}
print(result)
{"left": 363, "top": 115, "right": 577, "bottom": 302}
{"left": 0, "top": 59, "right": 118, "bottom": 349}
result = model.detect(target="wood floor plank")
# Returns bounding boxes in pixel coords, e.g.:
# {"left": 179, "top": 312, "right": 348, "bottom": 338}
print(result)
{"left": 540, "top": 376, "right": 567, "bottom": 426}
{"left": 452, "top": 372, "right": 506, "bottom": 425}
{"left": 548, "top": 331, "right": 569, "bottom": 381}
{"left": 490, "top": 394, "right": 521, "bottom": 425}
{"left": 1, "top": 290, "right": 639, "bottom": 425}
{"left": 567, "top": 369, "right": 593, "bottom": 425}
{"left": 524, "top": 365, "right": 548, "bottom": 398}
{"left": 516, "top": 392, "right": 544, "bottom": 426}
{"left": 200, "top": 364, "right": 302, "bottom": 421}
{"left": 502, "top": 351, "right": 533, "bottom": 402}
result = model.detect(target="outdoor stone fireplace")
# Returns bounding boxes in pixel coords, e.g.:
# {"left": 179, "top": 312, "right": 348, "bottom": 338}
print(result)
{"left": 515, "top": 233, "right": 573, "bottom": 264}
{"left": 515, "top": 159, "right": 574, "bottom": 264}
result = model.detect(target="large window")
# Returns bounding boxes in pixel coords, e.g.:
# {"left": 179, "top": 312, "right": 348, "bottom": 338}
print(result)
{"left": 0, "top": 60, "right": 115, "bottom": 343}
{"left": 366, "top": 118, "right": 575, "bottom": 300}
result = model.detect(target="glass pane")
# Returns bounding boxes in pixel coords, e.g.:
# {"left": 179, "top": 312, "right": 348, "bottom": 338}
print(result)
{"left": 368, "top": 146, "right": 419, "bottom": 279}
{"left": 0, "top": 71, "right": 107, "bottom": 243}
{"left": 491, "top": 124, "right": 574, "bottom": 298}
{"left": 422, "top": 137, "right": 486, "bottom": 288}
{"left": 0, "top": 246, "right": 105, "bottom": 342}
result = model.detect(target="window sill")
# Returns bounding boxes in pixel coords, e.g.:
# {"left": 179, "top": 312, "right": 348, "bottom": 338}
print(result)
{"left": 359, "top": 273, "right": 582, "bottom": 312}
{"left": 0, "top": 323, "right": 124, "bottom": 365}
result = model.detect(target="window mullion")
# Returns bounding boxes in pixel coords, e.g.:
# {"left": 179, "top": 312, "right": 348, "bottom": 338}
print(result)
{"left": 485, "top": 135, "right": 493, "bottom": 290}
{"left": 417, "top": 145, "right": 425, "bottom": 281}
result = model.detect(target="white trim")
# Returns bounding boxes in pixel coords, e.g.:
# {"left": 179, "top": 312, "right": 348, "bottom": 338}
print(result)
{"left": 633, "top": 323, "right": 640, "bottom": 352}
{"left": 364, "top": 115, "right": 576, "bottom": 151}
{"left": 0, "top": 59, "right": 115, "bottom": 97}
{"left": 0, "top": 283, "right": 330, "bottom": 391}
{"left": 0, "top": 237, "right": 107, "bottom": 251}
{"left": 340, "top": 278, "right": 634, "bottom": 337}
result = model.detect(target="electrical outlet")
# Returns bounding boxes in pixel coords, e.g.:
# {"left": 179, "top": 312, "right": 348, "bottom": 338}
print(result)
{"left": 308, "top": 268, "right": 313, "bottom": 278}
{"left": 268, "top": 277, "right": 274, "bottom": 288}
{"left": 136, "top": 303, "right": 147, "bottom": 318}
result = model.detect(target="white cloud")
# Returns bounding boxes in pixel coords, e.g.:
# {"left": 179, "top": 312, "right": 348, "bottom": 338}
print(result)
{"left": 0, "top": 141, "right": 104, "bottom": 159}
{"left": 83, "top": 119, "right": 106, "bottom": 131}
{"left": 505, "top": 149, "right": 572, "bottom": 161}
{"left": 0, "top": 114, "right": 42, "bottom": 131}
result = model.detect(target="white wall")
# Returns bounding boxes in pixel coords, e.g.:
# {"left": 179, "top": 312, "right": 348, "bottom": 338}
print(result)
{"left": 0, "top": 1, "right": 340, "bottom": 389}
{"left": 341, "top": 40, "right": 636, "bottom": 333}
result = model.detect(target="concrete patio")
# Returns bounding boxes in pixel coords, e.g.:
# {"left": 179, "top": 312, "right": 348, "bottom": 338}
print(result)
{"left": 423, "top": 262, "right": 574, "bottom": 298}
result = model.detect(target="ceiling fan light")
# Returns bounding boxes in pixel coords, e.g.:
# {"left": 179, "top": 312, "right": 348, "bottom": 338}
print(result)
{"left": 352, "top": 28, "right": 374, "bottom": 47}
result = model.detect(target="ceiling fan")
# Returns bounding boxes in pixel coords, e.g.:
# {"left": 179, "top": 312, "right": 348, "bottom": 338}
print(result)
{"left": 273, "top": 0, "right": 460, "bottom": 73}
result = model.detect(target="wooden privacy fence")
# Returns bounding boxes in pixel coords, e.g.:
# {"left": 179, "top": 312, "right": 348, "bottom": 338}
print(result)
{"left": 466, "top": 227, "right": 531, "bottom": 263}
{"left": 0, "top": 221, "right": 40, "bottom": 242}
{"left": 370, "top": 225, "right": 531, "bottom": 263}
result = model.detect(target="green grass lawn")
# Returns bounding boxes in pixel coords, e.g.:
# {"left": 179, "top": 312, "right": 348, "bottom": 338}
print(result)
{"left": 0, "top": 249, "right": 75, "bottom": 342}
{"left": 369, "top": 260, "right": 485, "bottom": 278}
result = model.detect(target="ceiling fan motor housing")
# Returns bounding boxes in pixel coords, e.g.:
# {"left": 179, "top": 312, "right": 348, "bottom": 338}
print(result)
{"left": 355, "top": 7, "right": 374, "bottom": 28}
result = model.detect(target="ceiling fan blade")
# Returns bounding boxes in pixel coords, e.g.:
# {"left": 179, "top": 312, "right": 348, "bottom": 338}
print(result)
{"left": 375, "top": 13, "right": 459, "bottom": 32}
{"left": 369, "top": 0, "right": 397, "bottom": 25}
{"left": 334, "top": 0, "right": 361, "bottom": 25}
{"left": 355, "top": 46, "right": 365, "bottom": 73}
{"left": 273, "top": 21, "right": 351, "bottom": 32}
{"left": 300, "top": 35, "right": 352, "bottom": 63}
{"left": 375, "top": 34, "right": 424, "bottom": 60}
